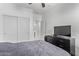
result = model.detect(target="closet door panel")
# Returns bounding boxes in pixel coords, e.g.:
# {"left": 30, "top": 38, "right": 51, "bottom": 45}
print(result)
{"left": 18, "top": 17, "right": 30, "bottom": 42}
{"left": 4, "top": 15, "right": 17, "bottom": 42}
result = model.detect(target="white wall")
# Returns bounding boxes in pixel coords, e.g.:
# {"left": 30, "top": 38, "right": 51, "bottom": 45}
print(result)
{"left": 0, "top": 3, "right": 34, "bottom": 42}
{"left": 44, "top": 4, "right": 79, "bottom": 36}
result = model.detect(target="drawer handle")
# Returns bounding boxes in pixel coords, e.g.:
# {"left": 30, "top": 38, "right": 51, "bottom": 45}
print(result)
{"left": 59, "top": 40, "right": 64, "bottom": 42}
{"left": 59, "top": 45, "right": 64, "bottom": 47}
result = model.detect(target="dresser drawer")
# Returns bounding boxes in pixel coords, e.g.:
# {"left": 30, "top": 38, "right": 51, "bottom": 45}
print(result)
{"left": 45, "top": 35, "right": 71, "bottom": 55}
{"left": 45, "top": 35, "right": 53, "bottom": 43}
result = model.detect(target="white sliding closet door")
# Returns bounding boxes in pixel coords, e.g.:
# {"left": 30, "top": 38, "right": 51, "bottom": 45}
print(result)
{"left": 3, "top": 15, "right": 17, "bottom": 42}
{"left": 3, "top": 15, "right": 30, "bottom": 42}
{"left": 18, "top": 17, "right": 30, "bottom": 42}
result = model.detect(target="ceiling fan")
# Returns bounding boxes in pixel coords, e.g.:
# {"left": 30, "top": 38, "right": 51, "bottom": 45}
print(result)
{"left": 28, "top": 3, "right": 45, "bottom": 8}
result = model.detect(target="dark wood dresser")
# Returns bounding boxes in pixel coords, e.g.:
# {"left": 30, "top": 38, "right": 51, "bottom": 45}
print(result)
{"left": 45, "top": 35, "right": 75, "bottom": 56}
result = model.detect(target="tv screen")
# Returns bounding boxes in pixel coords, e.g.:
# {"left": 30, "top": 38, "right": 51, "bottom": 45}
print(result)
{"left": 54, "top": 25, "right": 71, "bottom": 37}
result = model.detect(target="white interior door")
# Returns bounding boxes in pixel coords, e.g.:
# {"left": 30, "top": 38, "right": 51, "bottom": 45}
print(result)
{"left": 33, "top": 15, "right": 42, "bottom": 40}
{"left": 3, "top": 15, "right": 17, "bottom": 42}
{"left": 33, "top": 20, "right": 40, "bottom": 40}
{"left": 18, "top": 17, "right": 30, "bottom": 42}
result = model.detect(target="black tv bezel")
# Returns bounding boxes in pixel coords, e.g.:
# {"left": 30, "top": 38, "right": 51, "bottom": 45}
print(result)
{"left": 54, "top": 25, "right": 71, "bottom": 37}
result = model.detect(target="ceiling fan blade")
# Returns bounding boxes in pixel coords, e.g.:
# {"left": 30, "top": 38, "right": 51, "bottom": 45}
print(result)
{"left": 41, "top": 3, "right": 45, "bottom": 8}
{"left": 28, "top": 3, "right": 32, "bottom": 5}
{"left": 28, "top": 3, "right": 45, "bottom": 8}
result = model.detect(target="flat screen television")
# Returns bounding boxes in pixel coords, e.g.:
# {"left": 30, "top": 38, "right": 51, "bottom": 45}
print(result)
{"left": 54, "top": 25, "right": 71, "bottom": 37}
